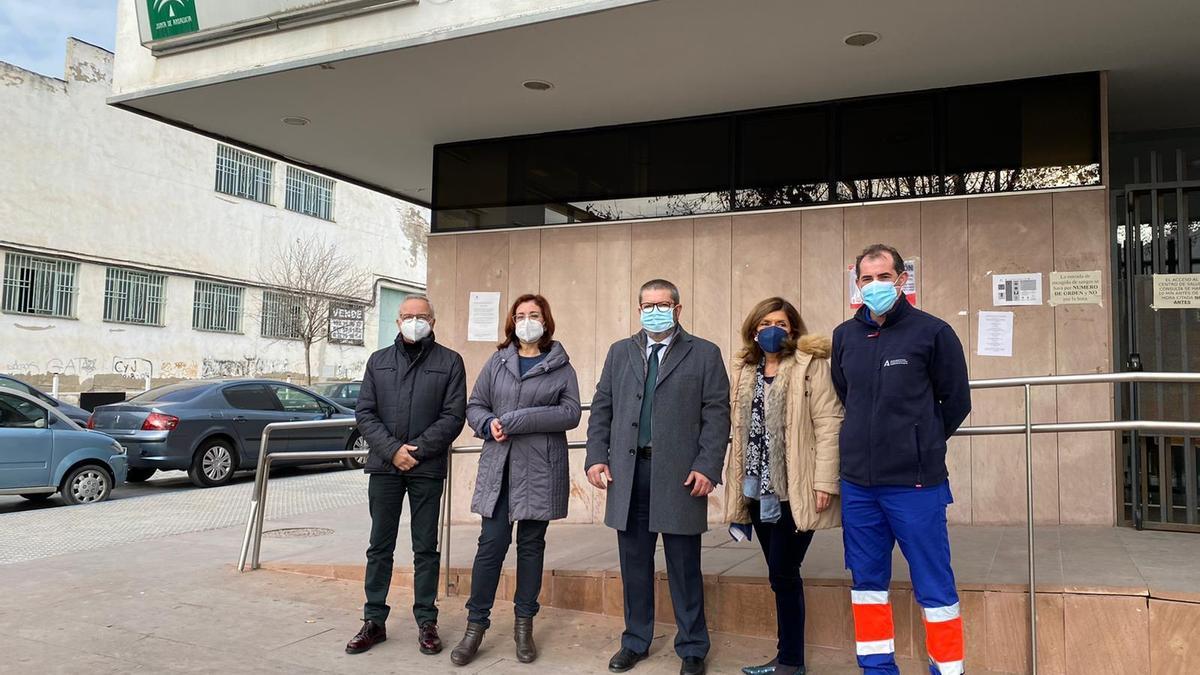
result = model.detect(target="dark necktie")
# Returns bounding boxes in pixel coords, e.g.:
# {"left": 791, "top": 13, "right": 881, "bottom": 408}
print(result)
{"left": 637, "top": 344, "right": 663, "bottom": 449}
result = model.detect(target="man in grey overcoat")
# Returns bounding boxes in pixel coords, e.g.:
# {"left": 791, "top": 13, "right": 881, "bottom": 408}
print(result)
{"left": 585, "top": 279, "right": 731, "bottom": 675}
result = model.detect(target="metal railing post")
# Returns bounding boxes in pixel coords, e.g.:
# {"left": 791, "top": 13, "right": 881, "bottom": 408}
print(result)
{"left": 441, "top": 445, "right": 453, "bottom": 597}
{"left": 1024, "top": 384, "right": 1038, "bottom": 675}
{"left": 237, "top": 423, "right": 276, "bottom": 572}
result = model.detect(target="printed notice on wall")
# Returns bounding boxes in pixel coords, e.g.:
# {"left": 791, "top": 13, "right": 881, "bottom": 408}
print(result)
{"left": 849, "top": 259, "right": 919, "bottom": 309}
{"left": 992, "top": 273, "right": 1043, "bottom": 306}
{"left": 1049, "top": 270, "right": 1103, "bottom": 306}
{"left": 1151, "top": 274, "right": 1200, "bottom": 310}
{"left": 467, "top": 291, "right": 502, "bottom": 342}
{"left": 977, "top": 311, "right": 1014, "bottom": 357}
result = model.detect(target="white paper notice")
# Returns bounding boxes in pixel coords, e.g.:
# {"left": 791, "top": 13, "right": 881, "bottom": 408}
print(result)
{"left": 992, "top": 273, "right": 1043, "bottom": 306}
{"left": 1049, "top": 270, "right": 1102, "bottom": 306}
{"left": 977, "top": 311, "right": 1014, "bottom": 357}
{"left": 467, "top": 291, "right": 502, "bottom": 342}
{"left": 1151, "top": 274, "right": 1200, "bottom": 310}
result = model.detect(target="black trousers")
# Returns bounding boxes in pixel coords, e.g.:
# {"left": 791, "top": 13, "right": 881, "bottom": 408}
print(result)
{"left": 465, "top": 464, "right": 549, "bottom": 628}
{"left": 363, "top": 472, "right": 444, "bottom": 626}
{"left": 750, "top": 500, "right": 816, "bottom": 667}
{"left": 618, "top": 456, "right": 709, "bottom": 659}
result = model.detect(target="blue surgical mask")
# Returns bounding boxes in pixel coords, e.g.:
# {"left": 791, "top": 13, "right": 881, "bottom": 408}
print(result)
{"left": 640, "top": 307, "right": 676, "bottom": 333}
{"left": 861, "top": 280, "right": 901, "bottom": 315}
{"left": 756, "top": 326, "right": 788, "bottom": 354}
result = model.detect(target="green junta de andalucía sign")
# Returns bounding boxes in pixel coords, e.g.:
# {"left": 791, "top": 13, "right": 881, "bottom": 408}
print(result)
{"left": 147, "top": 0, "right": 200, "bottom": 40}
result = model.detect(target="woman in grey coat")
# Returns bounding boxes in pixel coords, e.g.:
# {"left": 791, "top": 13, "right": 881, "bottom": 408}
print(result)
{"left": 450, "top": 294, "right": 581, "bottom": 667}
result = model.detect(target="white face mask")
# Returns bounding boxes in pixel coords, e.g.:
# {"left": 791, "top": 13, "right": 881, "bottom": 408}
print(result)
{"left": 399, "top": 318, "right": 432, "bottom": 343}
{"left": 514, "top": 318, "right": 544, "bottom": 344}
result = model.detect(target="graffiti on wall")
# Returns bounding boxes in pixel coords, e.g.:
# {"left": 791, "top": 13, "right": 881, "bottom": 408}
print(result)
{"left": 201, "top": 356, "right": 293, "bottom": 379}
{"left": 113, "top": 357, "right": 154, "bottom": 379}
{"left": 46, "top": 357, "right": 98, "bottom": 377}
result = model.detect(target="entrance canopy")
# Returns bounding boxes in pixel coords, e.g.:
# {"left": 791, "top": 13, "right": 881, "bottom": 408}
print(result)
{"left": 110, "top": 0, "right": 1200, "bottom": 205}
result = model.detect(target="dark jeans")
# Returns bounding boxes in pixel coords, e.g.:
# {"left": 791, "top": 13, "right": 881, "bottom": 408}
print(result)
{"left": 363, "top": 472, "right": 444, "bottom": 626}
{"left": 750, "top": 500, "right": 816, "bottom": 667}
{"left": 618, "top": 456, "right": 709, "bottom": 659}
{"left": 465, "top": 465, "right": 549, "bottom": 628}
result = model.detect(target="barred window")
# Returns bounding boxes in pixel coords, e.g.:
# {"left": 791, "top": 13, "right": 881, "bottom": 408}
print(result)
{"left": 261, "top": 290, "right": 303, "bottom": 339}
{"left": 193, "top": 280, "right": 243, "bottom": 333}
{"left": 329, "top": 303, "right": 365, "bottom": 345}
{"left": 2, "top": 252, "right": 78, "bottom": 318}
{"left": 104, "top": 267, "right": 166, "bottom": 326}
{"left": 285, "top": 166, "right": 335, "bottom": 220}
{"left": 215, "top": 144, "right": 274, "bottom": 204}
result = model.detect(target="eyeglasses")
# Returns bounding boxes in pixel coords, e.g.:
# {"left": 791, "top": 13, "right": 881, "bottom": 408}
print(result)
{"left": 399, "top": 314, "right": 432, "bottom": 322}
{"left": 513, "top": 312, "right": 543, "bottom": 322}
{"left": 639, "top": 302, "right": 676, "bottom": 313}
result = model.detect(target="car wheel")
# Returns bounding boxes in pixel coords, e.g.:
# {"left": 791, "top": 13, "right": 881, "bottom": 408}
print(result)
{"left": 125, "top": 467, "right": 157, "bottom": 483}
{"left": 188, "top": 439, "right": 236, "bottom": 488}
{"left": 343, "top": 433, "right": 368, "bottom": 470}
{"left": 19, "top": 493, "right": 52, "bottom": 502}
{"left": 61, "top": 465, "right": 113, "bottom": 505}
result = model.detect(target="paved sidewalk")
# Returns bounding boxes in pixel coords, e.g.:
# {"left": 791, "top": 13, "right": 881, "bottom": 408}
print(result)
{"left": 0, "top": 509, "right": 918, "bottom": 674}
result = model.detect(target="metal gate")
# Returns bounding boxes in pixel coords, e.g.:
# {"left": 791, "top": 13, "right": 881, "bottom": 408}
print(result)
{"left": 1114, "top": 148, "right": 1200, "bottom": 531}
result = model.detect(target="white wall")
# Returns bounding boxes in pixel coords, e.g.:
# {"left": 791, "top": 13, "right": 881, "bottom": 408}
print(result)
{"left": 0, "top": 39, "right": 426, "bottom": 388}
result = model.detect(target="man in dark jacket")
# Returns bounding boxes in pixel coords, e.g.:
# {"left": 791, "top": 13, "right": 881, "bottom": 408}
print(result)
{"left": 586, "top": 279, "right": 730, "bottom": 675}
{"left": 345, "top": 295, "right": 466, "bottom": 657}
{"left": 831, "top": 245, "right": 971, "bottom": 675}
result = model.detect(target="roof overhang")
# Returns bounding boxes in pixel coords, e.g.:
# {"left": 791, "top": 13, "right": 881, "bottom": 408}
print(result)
{"left": 111, "top": 0, "right": 1200, "bottom": 205}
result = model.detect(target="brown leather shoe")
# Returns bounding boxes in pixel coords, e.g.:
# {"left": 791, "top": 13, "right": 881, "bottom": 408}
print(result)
{"left": 418, "top": 622, "right": 443, "bottom": 655}
{"left": 346, "top": 620, "right": 386, "bottom": 654}
{"left": 450, "top": 622, "right": 487, "bottom": 666}
{"left": 514, "top": 616, "right": 537, "bottom": 663}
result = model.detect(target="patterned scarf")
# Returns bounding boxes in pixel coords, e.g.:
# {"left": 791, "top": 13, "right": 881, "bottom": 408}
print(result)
{"left": 745, "top": 360, "right": 774, "bottom": 497}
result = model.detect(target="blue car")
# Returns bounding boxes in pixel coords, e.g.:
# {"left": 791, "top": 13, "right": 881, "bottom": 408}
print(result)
{"left": 0, "top": 389, "right": 128, "bottom": 505}
{"left": 88, "top": 379, "right": 360, "bottom": 488}
{"left": 0, "top": 374, "right": 91, "bottom": 426}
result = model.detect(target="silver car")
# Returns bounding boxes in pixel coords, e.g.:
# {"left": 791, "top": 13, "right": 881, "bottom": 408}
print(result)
{"left": 88, "top": 379, "right": 364, "bottom": 488}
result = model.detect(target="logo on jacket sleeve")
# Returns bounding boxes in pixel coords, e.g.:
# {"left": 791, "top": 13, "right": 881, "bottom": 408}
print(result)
{"left": 883, "top": 358, "right": 909, "bottom": 367}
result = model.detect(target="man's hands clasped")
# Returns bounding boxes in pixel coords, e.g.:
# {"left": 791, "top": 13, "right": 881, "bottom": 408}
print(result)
{"left": 391, "top": 444, "right": 420, "bottom": 471}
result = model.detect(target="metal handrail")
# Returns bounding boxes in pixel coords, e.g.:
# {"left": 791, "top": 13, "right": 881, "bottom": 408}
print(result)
{"left": 236, "top": 371, "right": 1200, "bottom": 675}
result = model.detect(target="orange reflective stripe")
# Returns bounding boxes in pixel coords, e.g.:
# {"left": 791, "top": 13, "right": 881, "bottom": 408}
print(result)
{"left": 924, "top": 616, "right": 965, "bottom": 663}
{"left": 852, "top": 602, "right": 895, "bottom": 643}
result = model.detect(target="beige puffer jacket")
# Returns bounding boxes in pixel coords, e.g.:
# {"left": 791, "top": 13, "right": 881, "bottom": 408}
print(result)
{"left": 724, "top": 334, "right": 844, "bottom": 531}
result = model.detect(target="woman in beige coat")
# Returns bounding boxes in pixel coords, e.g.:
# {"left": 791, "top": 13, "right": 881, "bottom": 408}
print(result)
{"left": 724, "top": 297, "right": 844, "bottom": 675}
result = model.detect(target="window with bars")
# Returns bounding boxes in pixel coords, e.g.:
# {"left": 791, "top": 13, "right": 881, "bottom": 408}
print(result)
{"left": 215, "top": 144, "right": 275, "bottom": 204}
{"left": 193, "top": 280, "right": 244, "bottom": 333}
{"left": 1, "top": 252, "right": 78, "bottom": 318}
{"left": 261, "top": 290, "right": 303, "bottom": 339}
{"left": 103, "top": 267, "right": 166, "bottom": 326}
{"left": 285, "top": 166, "right": 335, "bottom": 220}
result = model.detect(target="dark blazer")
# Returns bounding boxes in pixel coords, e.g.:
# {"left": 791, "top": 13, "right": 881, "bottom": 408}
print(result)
{"left": 356, "top": 333, "right": 467, "bottom": 479}
{"left": 585, "top": 327, "right": 731, "bottom": 536}
{"left": 831, "top": 296, "right": 971, "bottom": 487}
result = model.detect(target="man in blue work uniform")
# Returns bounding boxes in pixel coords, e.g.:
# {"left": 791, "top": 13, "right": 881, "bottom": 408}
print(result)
{"left": 831, "top": 244, "right": 972, "bottom": 675}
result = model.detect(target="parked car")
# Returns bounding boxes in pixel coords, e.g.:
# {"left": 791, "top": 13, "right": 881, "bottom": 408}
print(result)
{"left": 311, "top": 381, "right": 361, "bottom": 409}
{"left": 87, "top": 379, "right": 366, "bottom": 488}
{"left": 0, "top": 389, "right": 127, "bottom": 505}
{"left": 0, "top": 374, "right": 91, "bottom": 425}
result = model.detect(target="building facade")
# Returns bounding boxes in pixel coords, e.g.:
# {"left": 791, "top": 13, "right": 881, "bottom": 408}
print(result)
{"left": 103, "top": 0, "right": 1200, "bottom": 534}
{"left": 0, "top": 39, "right": 427, "bottom": 395}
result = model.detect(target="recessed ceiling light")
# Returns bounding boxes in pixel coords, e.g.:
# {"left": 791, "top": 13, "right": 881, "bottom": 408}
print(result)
{"left": 282, "top": 116, "right": 310, "bottom": 126}
{"left": 844, "top": 32, "right": 880, "bottom": 47}
{"left": 522, "top": 79, "right": 554, "bottom": 91}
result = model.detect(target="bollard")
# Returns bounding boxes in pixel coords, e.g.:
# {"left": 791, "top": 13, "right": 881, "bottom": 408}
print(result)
{"left": 52, "top": 374, "right": 60, "bottom": 398}
{"left": 144, "top": 374, "right": 151, "bottom": 392}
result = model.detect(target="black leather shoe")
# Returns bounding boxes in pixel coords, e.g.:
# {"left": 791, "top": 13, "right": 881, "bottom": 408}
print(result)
{"left": 742, "top": 659, "right": 777, "bottom": 675}
{"left": 680, "top": 656, "right": 706, "bottom": 675}
{"left": 418, "top": 622, "right": 443, "bottom": 655}
{"left": 345, "top": 620, "right": 386, "bottom": 654}
{"left": 608, "top": 647, "right": 648, "bottom": 672}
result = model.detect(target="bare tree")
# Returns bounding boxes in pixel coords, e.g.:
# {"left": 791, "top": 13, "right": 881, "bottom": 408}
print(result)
{"left": 258, "top": 237, "right": 371, "bottom": 385}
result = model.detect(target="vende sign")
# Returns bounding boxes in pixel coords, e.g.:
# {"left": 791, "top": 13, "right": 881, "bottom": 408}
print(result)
{"left": 137, "top": 0, "right": 417, "bottom": 52}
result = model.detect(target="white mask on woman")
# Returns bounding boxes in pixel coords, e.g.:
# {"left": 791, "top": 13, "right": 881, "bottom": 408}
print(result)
{"left": 514, "top": 318, "right": 544, "bottom": 344}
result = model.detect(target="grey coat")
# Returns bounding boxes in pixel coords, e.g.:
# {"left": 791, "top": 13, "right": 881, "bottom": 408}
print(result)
{"left": 585, "top": 328, "right": 731, "bottom": 536}
{"left": 466, "top": 341, "right": 582, "bottom": 522}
